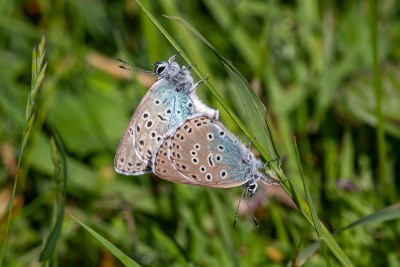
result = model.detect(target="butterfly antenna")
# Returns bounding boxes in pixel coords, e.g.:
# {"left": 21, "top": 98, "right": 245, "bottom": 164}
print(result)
{"left": 245, "top": 189, "right": 259, "bottom": 227}
{"left": 116, "top": 58, "right": 155, "bottom": 75}
{"left": 247, "top": 137, "right": 256, "bottom": 150}
{"left": 233, "top": 188, "right": 246, "bottom": 228}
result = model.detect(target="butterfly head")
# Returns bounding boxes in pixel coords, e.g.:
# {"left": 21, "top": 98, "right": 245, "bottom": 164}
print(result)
{"left": 154, "top": 59, "right": 195, "bottom": 92}
{"left": 244, "top": 180, "right": 258, "bottom": 196}
{"left": 154, "top": 61, "right": 180, "bottom": 78}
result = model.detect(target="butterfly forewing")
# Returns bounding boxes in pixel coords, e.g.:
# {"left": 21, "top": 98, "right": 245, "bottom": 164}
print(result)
{"left": 115, "top": 79, "right": 197, "bottom": 175}
{"left": 134, "top": 80, "right": 196, "bottom": 160}
{"left": 114, "top": 82, "right": 158, "bottom": 175}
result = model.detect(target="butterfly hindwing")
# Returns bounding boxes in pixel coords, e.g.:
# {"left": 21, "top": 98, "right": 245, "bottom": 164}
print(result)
{"left": 153, "top": 139, "right": 201, "bottom": 185}
{"left": 153, "top": 116, "right": 260, "bottom": 188}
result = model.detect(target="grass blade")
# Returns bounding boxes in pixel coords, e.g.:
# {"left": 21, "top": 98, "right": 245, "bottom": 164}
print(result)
{"left": 282, "top": 182, "right": 353, "bottom": 266}
{"left": 70, "top": 215, "right": 141, "bottom": 267}
{"left": 39, "top": 133, "right": 67, "bottom": 261}
{"left": 296, "top": 204, "right": 400, "bottom": 265}
{"left": 165, "top": 15, "right": 278, "bottom": 162}
{"left": 0, "top": 34, "right": 47, "bottom": 266}
{"left": 369, "top": 0, "right": 391, "bottom": 200}
{"left": 294, "top": 138, "right": 330, "bottom": 266}
{"left": 133, "top": 0, "right": 277, "bottom": 163}
{"left": 338, "top": 203, "right": 400, "bottom": 233}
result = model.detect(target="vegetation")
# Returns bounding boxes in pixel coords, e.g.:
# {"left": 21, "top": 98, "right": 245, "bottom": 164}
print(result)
{"left": 0, "top": 0, "right": 399, "bottom": 266}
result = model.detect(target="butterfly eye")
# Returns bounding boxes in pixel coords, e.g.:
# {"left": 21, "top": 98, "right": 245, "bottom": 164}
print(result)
{"left": 155, "top": 64, "right": 166, "bottom": 74}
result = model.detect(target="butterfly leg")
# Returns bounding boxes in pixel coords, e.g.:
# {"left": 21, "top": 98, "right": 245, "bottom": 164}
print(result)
{"left": 247, "top": 138, "right": 256, "bottom": 150}
{"left": 260, "top": 156, "right": 287, "bottom": 184}
{"left": 263, "top": 156, "right": 280, "bottom": 169}
{"left": 168, "top": 54, "right": 177, "bottom": 63}
{"left": 242, "top": 138, "right": 256, "bottom": 164}
{"left": 189, "top": 74, "right": 209, "bottom": 93}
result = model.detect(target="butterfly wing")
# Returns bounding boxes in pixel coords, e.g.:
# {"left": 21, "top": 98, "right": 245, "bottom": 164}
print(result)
{"left": 153, "top": 139, "right": 201, "bottom": 185}
{"left": 133, "top": 80, "right": 196, "bottom": 161}
{"left": 153, "top": 116, "right": 253, "bottom": 188}
{"left": 114, "top": 81, "right": 158, "bottom": 175}
{"left": 115, "top": 79, "right": 196, "bottom": 175}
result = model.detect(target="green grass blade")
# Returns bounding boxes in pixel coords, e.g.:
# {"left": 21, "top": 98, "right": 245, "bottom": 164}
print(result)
{"left": 338, "top": 203, "right": 400, "bottom": 233}
{"left": 283, "top": 183, "right": 353, "bottom": 266}
{"left": 151, "top": 227, "right": 188, "bottom": 266}
{"left": 369, "top": 0, "right": 391, "bottom": 200}
{"left": 202, "top": 0, "right": 259, "bottom": 69}
{"left": 70, "top": 215, "right": 141, "bottom": 267}
{"left": 133, "top": 0, "right": 276, "bottom": 162}
{"left": 208, "top": 192, "right": 238, "bottom": 267}
{"left": 294, "top": 138, "right": 330, "bottom": 266}
{"left": 39, "top": 133, "right": 67, "bottom": 261}
{"left": 165, "top": 15, "right": 278, "bottom": 162}
{"left": 0, "top": 35, "right": 46, "bottom": 267}
{"left": 296, "top": 204, "right": 400, "bottom": 265}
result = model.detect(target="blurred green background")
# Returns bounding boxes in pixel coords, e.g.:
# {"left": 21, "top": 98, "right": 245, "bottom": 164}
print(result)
{"left": 1, "top": 0, "right": 400, "bottom": 266}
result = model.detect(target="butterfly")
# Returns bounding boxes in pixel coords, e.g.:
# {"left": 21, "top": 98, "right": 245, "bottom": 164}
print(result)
{"left": 152, "top": 115, "right": 275, "bottom": 196}
{"left": 114, "top": 56, "right": 218, "bottom": 175}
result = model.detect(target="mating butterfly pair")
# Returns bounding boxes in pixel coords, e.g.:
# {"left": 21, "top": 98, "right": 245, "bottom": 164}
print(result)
{"left": 114, "top": 56, "right": 274, "bottom": 197}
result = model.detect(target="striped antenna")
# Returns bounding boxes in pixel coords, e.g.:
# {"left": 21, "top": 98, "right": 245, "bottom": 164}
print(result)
{"left": 116, "top": 58, "right": 155, "bottom": 75}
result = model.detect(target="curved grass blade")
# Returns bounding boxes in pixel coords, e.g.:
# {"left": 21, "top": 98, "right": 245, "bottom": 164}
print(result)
{"left": 70, "top": 215, "right": 141, "bottom": 267}
{"left": 293, "top": 204, "right": 400, "bottom": 265}
{"left": 294, "top": 138, "right": 330, "bottom": 266}
{"left": 338, "top": 203, "right": 400, "bottom": 233}
{"left": 39, "top": 133, "right": 67, "bottom": 261}
{"left": 133, "top": 0, "right": 276, "bottom": 163}
{"left": 165, "top": 15, "right": 278, "bottom": 162}
{"left": 281, "top": 177, "right": 353, "bottom": 266}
